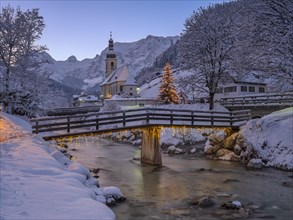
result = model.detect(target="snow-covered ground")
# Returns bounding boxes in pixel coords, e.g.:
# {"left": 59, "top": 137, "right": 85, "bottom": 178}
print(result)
{"left": 238, "top": 107, "right": 293, "bottom": 170}
{"left": 0, "top": 113, "right": 123, "bottom": 219}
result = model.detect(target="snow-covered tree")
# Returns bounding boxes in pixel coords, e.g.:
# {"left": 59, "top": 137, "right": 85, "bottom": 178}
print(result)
{"left": 179, "top": 4, "right": 236, "bottom": 110}
{"left": 253, "top": 0, "right": 293, "bottom": 91}
{"left": 0, "top": 6, "right": 47, "bottom": 114}
{"left": 157, "top": 63, "right": 180, "bottom": 104}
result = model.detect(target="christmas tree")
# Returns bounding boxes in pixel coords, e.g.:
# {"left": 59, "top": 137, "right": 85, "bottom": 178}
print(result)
{"left": 157, "top": 63, "right": 180, "bottom": 104}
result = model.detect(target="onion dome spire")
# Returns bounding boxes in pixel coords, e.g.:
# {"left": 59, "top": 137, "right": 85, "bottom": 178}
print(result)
{"left": 107, "top": 32, "right": 116, "bottom": 58}
{"left": 108, "top": 31, "right": 114, "bottom": 51}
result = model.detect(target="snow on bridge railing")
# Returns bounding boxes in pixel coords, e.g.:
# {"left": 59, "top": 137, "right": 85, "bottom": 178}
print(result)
{"left": 30, "top": 108, "right": 251, "bottom": 135}
{"left": 220, "top": 92, "right": 293, "bottom": 106}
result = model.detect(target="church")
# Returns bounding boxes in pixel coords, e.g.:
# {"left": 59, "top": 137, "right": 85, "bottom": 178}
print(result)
{"left": 101, "top": 34, "right": 138, "bottom": 99}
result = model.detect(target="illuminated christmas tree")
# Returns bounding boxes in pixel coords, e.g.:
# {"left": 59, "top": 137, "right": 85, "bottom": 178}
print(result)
{"left": 157, "top": 63, "right": 180, "bottom": 104}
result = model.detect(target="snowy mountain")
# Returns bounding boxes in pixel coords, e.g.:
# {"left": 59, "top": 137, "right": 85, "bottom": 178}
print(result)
{"left": 41, "top": 35, "right": 179, "bottom": 91}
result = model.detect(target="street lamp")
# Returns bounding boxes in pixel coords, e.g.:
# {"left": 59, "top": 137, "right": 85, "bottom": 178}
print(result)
{"left": 135, "top": 87, "right": 140, "bottom": 106}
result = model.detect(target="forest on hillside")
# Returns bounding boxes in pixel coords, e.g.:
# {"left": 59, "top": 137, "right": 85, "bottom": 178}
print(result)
{"left": 1, "top": 0, "right": 292, "bottom": 115}
{"left": 137, "top": 0, "right": 292, "bottom": 95}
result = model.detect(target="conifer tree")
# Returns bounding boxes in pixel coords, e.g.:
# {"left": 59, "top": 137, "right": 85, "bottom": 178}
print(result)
{"left": 157, "top": 63, "right": 180, "bottom": 104}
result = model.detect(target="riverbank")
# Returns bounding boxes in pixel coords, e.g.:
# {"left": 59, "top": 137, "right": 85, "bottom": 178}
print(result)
{"left": 66, "top": 136, "right": 293, "bottom": 220}
{"left": 101, "top": 108, "right": 293, "bottom": 171}
{"left": 0, "top": 113, "right": 122, "bottom": 219}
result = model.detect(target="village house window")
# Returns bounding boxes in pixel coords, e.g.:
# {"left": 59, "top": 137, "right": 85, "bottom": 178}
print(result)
{"left": 259, "top": 87, "right": 265, "bottom": 93}
{"left": 249, "top": 86, "right": 255, "bottom": 92}
{"left": 241, "top": 86, "right": 247, "bottom": 92}
{"left": 130, "top": 93, "right": 133, "bottom": 96}
{"left": 130, "top": 87, "right": 132, "bottom": 90}
{"left": 120, "top": 85, "right": 123, "bottom": 92}
{"left": 224, "top": 86, "right": 236, "bottom": 93}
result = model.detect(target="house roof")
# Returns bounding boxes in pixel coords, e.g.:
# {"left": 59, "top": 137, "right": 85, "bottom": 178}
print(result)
{"left": 101, "top": 65, "right": 129, "bottom": 86}
{"left": 220, "top": 73, "right": 266, "bottom": 86}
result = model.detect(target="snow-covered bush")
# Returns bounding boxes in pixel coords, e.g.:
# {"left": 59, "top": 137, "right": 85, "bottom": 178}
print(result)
{"left": 100, "top": 100, "right": 121, "bottom": 113}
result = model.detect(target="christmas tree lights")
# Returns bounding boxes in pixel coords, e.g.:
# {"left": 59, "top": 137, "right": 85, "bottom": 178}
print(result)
{"left": 157, "top": 63, "right": 180, "bottom": 104}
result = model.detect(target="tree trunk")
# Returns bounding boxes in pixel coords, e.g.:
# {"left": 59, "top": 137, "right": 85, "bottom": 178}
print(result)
{"left": 209, "top": 92, "right": 214, "bottom": 110}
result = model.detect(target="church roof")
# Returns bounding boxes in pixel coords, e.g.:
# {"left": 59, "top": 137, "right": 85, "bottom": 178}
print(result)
{"left": 124, "top": 76, "right": 138, "bottom": 86}
{"left": 101, "top": 65, "right": 129, "bottom": 86}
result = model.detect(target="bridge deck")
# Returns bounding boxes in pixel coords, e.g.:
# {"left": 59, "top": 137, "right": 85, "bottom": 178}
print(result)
{"left": 31, "top": 108, "right": 251, "bottom": 140}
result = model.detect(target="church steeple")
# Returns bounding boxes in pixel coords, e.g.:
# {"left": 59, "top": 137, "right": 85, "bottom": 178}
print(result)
{"left": 108, "top": 32, "right": 114, "bottom": 51}
{"left": 105, "top": 32, "right": 117, "bottom": 77}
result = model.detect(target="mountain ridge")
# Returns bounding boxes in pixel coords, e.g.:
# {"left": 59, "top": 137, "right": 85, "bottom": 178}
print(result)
{"left": 40, "top": 35, "right": 179, "bottom": 91}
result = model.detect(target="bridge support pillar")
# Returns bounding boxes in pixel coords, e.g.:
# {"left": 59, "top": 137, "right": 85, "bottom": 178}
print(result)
{"left": 141, "top": 126, "right": 162, "bottom": 166}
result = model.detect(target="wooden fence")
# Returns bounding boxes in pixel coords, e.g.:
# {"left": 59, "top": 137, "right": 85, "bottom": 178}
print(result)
{"left": 220, "top": 92, "right": 293, "bottom": 106}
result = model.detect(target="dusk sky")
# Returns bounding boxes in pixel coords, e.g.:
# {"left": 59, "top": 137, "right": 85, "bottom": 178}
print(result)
{"left": 1, "top": 0, "right": 229, "bottom": 61}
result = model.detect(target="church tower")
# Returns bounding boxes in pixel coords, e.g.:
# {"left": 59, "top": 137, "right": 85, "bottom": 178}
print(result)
{"left": 105, "top": 32, "right": 117, "bottom": 78}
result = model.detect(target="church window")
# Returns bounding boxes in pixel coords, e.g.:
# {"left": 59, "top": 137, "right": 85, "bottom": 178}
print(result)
{"left": 120, "top": 85, "right": 123, "bottom": 92}
{"left": 111, "top": 62, "right": 115, "bottom": 70}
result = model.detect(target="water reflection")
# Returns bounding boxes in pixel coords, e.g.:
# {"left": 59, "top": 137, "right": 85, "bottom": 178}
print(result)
{"left": 68, "top": 138, "right": 293, "bottom": 220}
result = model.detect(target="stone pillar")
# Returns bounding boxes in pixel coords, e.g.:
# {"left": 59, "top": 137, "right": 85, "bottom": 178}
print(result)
{"left": 141, "top": 126, "right": 162, "bottom": 166}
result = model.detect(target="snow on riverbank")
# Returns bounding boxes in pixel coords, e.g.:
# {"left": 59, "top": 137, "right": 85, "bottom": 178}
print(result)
{"left": 0, "top": 113, "right": 122, "bottom": 219}
{"left": 238, "top": 107, "right": 293, "bottom": 170}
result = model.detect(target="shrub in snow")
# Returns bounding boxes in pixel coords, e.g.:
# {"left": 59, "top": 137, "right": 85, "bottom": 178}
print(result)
{"left": 100, "top": 101, "right": 121, "bottom": 113}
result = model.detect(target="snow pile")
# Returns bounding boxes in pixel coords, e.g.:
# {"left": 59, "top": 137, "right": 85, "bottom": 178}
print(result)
{"left": 238, "top": 107, "right": 293, "bottom": 170}
{"left": 0, "top": 113, "right": 123, "bottom": 219}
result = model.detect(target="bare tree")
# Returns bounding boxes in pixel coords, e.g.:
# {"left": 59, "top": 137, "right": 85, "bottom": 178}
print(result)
{"left": 0, "top": 6, "right": 47, "bottom": 114}
{"left": 179, "top": 4, "right": 236, "bottom": 110}
{"left": 259, "top": 0, "right": 293, "bottom": 90}
{"left": 231, "top": 0, "right": 293, "bottom": 92}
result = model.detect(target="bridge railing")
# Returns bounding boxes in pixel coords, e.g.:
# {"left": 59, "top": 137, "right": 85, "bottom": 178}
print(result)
{"left": 220, "top": 92, "right": 293, "bottom": 106}
{"left": 30, "top": 108, "right": 251, "bottom": 134}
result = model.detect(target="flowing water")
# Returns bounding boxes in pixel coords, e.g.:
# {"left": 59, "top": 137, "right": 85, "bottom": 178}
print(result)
{"left": 68, "top": 137, "right": 293, "bottom": 220}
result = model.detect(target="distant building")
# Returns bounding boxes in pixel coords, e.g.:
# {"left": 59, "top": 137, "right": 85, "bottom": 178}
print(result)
{"left": 215, "top": 77, "right": 267, "bottom": 100}
{"left": 73, "top": 94, "right": 102, "bottom": 107}
{"left": 101, "top": 34, "right": 138, "bottom": 99}
{"left": 178, "top": 91, "right": 189, "bottom": 104}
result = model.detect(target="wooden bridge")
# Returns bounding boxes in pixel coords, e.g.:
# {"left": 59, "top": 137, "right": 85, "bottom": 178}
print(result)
{"left": 31, "top": 108, "right": 251, "bottom": 166}
{"left": 220, "top": 92, "right": 293, "bottom": 118}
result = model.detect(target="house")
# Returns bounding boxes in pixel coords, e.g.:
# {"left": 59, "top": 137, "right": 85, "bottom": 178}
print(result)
{"left": 101, "top": 34, "right": 138, "bottom": 99}
{"left": 73, "top": 94, "right": 102, "bottom": 107}
{"left": 178, "top": 91, "right": 189, "bottom": 104}
{"left": 214, "top": 77, "right": 267, "bottom": 101}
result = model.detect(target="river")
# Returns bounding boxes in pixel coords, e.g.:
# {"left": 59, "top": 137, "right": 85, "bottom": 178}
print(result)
{"left": 68, "top": 137, "right": 293, "bottom": 220}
